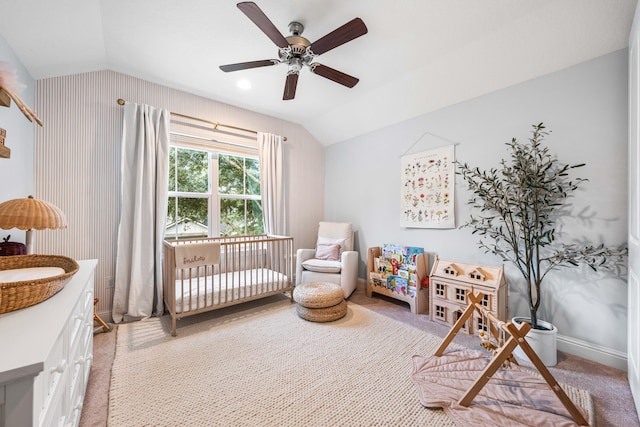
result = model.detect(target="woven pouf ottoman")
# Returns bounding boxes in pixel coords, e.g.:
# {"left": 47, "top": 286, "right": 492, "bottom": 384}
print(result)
{"left": 293, "top": 282, "right": 347, "bottom": 322}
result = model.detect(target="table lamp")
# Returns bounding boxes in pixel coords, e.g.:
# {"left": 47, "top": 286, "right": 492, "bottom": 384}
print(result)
{"left": 0, "top": 195, "right": 67, "bottom": 254}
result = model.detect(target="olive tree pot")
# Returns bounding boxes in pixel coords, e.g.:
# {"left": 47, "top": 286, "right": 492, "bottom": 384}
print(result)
{"left": 512, "top": 316, "right": 558, "bottom": 367}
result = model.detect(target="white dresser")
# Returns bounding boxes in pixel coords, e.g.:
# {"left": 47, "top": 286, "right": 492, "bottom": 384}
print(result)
{"left": 0, "top": 259, "right": 97, "bottom": 427}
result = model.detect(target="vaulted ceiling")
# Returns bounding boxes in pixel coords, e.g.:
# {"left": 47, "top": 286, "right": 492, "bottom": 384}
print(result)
{"left": 0, "top": 0, "right": 636, "bottom": 145}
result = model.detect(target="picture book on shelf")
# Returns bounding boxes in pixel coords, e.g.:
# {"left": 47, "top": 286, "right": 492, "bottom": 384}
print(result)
{"left": 404, "top": 246, "right": 425, "bottom": 266}
{"left": 373, "top": 244, "right": 425, "bottom": 296}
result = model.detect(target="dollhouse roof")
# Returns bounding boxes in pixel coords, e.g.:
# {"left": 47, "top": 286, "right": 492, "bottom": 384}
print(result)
{"left": 430, "top": 257, "right": 505, "bottom": 289}
{"left": 443, "top": 263, "right": 462, "bottom": 276}
{"left": 468, "top": 268, "right": 490, "bottom": 281}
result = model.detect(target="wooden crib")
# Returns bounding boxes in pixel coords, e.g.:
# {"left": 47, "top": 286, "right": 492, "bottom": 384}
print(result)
{"left": 163, "top": 234, "right": 294, "bottom": 336}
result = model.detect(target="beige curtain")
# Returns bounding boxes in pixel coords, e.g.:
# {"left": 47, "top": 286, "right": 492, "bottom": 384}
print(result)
{"left": 257, "top": 132, "right": 286, "bottom": 235}
{"left": 112, "top": 102, "right": 170, "bottom": 323}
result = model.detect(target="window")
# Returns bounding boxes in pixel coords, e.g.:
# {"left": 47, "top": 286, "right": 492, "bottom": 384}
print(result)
{"left": 469, "top": 271, "right": 485, "bottom": 281}
{"left": 455, "top": 288, "right": 466, "bottom": 302}
{"left": 481, "top": 294, "right": 490, "bottom": 308}
{"left": 435, "top": 283, "right": 445, "bottom": 297}
{"left": 435, "top": 305, "right": 446, "bottom": 320}
{"left": 477, "top": 316, "right": 488, "bottom": 333}
{"left": 166, "top": 146, "right": 263, "bottom": 240}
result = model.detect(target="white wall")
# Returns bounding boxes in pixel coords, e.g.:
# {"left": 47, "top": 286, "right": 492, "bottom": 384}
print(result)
{"left": 35, "top": 70, "right": 325, "bottom": 319}
{"left": 0, "top": 34, "right": 35, "bottom": 245}
{"left": 325, "top": 49, "right": 629, "bottom": 368}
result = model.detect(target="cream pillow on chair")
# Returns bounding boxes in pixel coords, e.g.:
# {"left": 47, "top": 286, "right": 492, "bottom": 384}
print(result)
{"left": 315, "top": 243, "right": 341, "bottom": 261}
{"left": 301, "top": 259, "right": 342, "bottom": 274}
{"left": 317, "top": 237, "right": 347, "bottom": 255}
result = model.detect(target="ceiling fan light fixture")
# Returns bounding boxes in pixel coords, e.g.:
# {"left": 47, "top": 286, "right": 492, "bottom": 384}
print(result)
{"left": 288, "top": 57, "right": 303, "bottom": 74}
{"left": 220, "top": 2, "right": 368, "bottom": 101}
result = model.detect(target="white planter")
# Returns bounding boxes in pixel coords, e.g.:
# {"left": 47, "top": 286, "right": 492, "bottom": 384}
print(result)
{"left": 511, "top": 317, "right": 558, "bottom": 367}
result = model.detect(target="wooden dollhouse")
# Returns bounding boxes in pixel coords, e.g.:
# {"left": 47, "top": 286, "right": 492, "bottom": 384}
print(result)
{"left": 429, "top": 256, "right": 508, "bottom": 334}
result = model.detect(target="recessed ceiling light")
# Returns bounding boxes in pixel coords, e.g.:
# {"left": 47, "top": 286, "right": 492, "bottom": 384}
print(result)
{"left": 237, "top": 79, "right": 251, "bottom": 90}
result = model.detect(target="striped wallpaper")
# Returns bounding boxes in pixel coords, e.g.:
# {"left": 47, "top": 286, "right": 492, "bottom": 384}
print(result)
{"left": 35, "top": 70, "right": 324, "bottom": 321}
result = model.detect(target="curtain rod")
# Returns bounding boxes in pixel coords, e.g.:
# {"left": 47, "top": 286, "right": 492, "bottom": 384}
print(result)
{"left": 116, "top": 98, "right": 287, "bottom": 141}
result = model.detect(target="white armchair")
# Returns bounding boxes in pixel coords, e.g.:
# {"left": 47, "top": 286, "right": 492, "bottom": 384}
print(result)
{"left": 296, "top": 221, "right": 359, "bottom": 298}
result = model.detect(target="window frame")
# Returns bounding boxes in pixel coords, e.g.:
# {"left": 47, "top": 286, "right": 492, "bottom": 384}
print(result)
{"left": 166, "top": 145, "right": 262, "bottom": 240}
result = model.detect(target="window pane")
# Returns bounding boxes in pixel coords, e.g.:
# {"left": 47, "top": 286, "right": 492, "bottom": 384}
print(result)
{"left": 246, "top": 157, "right": 261, "bottom": 196}
{"left": 219, "top": 154, "right": 244, "bottom": 195}
{"left": 246, "top": 199, "right": 264, "bottom": 234}
{"left": 220, "top": 198, "right": 245, "bottom": 236}
{"left": 177, "top": 148, "right": 208, "bottom": 193}
{"left": 219, "top": 198, "right": 264, "bottom": 236}
{"left": 166, "top": 196, "right": 208, "bottom": 240}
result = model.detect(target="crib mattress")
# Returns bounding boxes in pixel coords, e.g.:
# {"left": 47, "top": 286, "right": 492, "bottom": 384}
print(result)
{"left": 173, "top": 268, "right": 289, "bottom": 313}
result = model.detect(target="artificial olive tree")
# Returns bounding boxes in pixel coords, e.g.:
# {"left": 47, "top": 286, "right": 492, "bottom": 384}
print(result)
{"left": 457, "top": 123, "right": 627, "bottom": 329}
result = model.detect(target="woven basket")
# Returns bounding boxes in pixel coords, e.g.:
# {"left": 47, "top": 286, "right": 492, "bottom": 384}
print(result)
{"left": 0, "top": 255, "right": 79, "bottom": 314}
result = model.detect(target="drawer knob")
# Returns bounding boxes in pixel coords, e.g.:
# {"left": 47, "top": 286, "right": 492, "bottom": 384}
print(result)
{"left": 50, "top": 359, "right": 67, "bottom": 374}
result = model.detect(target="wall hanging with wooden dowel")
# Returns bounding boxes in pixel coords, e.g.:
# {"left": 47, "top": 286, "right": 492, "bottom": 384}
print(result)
{"left": 0, "top": 61, "right": 44, "bottom": 159}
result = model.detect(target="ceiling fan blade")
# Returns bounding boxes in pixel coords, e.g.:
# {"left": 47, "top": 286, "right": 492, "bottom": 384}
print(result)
{"left": 310, "top": 63, "right": 359, "bottom": 88}
{"left": 283, "top": 73, "right": 299, "bottom": 100}
{"left": 309, "top": 18, "right": 368, "bottom": 56}
{"left": 237, "top": 2, "right": 289, "bottom": 49}
{"left": 219, "top": 60, "right": 278, "bottom": 72}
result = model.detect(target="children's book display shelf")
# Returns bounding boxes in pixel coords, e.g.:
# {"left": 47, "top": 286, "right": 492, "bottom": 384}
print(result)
{"left": 366, "top": 246, "right": 429, "bottom": 314}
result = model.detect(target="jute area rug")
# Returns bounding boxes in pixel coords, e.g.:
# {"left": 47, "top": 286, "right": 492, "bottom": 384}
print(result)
{"left": 108, "top": 298, "right": 593, "bottom": 426}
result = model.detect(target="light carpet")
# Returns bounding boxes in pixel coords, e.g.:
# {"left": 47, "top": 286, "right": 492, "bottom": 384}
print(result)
{"left": 108, "top": 299, "right": 593, "bottom": 426}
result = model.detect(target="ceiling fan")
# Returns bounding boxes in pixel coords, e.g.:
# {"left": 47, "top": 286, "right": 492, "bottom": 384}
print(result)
{"left": 219, "top": 2, "right": 368, "bottom": 100}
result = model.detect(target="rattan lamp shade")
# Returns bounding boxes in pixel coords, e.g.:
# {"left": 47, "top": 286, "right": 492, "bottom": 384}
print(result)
{"left": 0, "top": 196, "right": 67, "bottom": 230}
{"left": 0, "top": 195, "right": 67, "bottom": 254}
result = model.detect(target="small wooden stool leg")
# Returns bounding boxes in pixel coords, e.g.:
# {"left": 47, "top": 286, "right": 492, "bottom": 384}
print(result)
{"left": 94, "top": 298, "right": 112, "bottom": 332}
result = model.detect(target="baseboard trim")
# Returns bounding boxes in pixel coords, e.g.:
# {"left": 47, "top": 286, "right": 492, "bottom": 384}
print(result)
{"left": 557, "top": 334, "right": 627, "bottom": 371}
{"left": 336, "top": 279, "right": 629, "bottom": 370}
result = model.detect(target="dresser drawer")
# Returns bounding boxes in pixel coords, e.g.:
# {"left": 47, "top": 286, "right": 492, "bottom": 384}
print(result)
{"left": 82, "top": 336, "right": 93, "bottom": 393}
{"left": 68, "top": 288, "right": 93, "bottom": 356}
{"left": 68, "top": 359, "right": 84, "bottom": 424}
{"left": 38, "top": 360, "right": 67, "bottom": 427}
{"left": 69, "top": 325, "right": 92, "bottom": 400}
{"left": 66, "top": 398, "right": 83, "bottom": 427}
{"left": 68, "top": 355, "right": 83, "bottom": 409}
{"left": 32, "top": 329, "right": 67, "bottom": 424}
